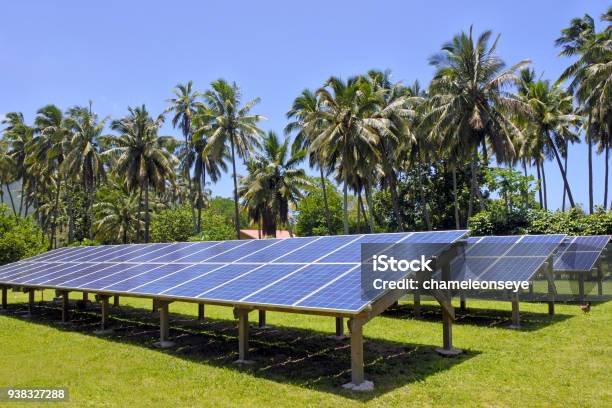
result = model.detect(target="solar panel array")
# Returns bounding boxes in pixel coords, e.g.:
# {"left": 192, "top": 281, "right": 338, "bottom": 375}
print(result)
{"left": 553, "top": 235, "right": 611, "bottom": 272}
{"left": 442, "top": 235, "right": 566, "bottom": 283}
{"left": 0, "top": 231, "right": 467, "bottom": 314}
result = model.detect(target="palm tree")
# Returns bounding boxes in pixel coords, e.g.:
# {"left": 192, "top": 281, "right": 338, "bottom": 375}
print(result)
{"left": 201, "top": 79, "right": 265, "bottom": 239}
{"left": 518, "top": 71, "right": 581, "bottom": 208}
{"left": 239, "top": 131, "right": 310, "bottom": 237}
{"left": 32, "top": 104, "right": 72, "bottom": 247}
{"left": 107, "top": 105, "right": 177, "bottom": 243}
{"left": 191, "top": 113, "right": 229, "bottom": 231}
{"left": 286, "top": 89, "right": 335, "bottom": 234}
{"left": 365, "top": 72, "right": 423, "bottom": 231}
{"left": 309, "top": 76, "right": 390, "bottom": 234}
{"left": 0, "top": 140, "right": 17, "bottom": 214}
{"left": 557, "top": 9, "right": 611, "bottom": 212}
{"left": 63, "top": 103, "right": 107, "bottom": 240}
{"left": 165, "top": 81, "right": 202, "bottom": 228}
{"left": 2, "top": 112, "right": 34, "bottom": 216}
{"left": 426, "top": 26, "right": 530, "bottom": 223}
{"left": 93, "top": 178, "right": 142, "bottom": 244}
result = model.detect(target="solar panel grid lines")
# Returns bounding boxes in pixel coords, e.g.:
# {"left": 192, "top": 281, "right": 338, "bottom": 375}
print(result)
{"left": 49, "top": 262, "right": 145, "bottom": 288}
{"left": 238, "top": 234, "right": 366, "bottom": 302}
{"left": 95, "top": 262, "right": 188, "bottom": 291}
{"left": 179, "top": 239, "right": 290, "bottom": 297}
{"left": 17, "top": 262, "right": 100, "bottom": 285}
{"left": 553, "top": 235, "right": 611, "bottom": 271}
{"left": 152, "top": 237, "right": 301, "bottom": 296}
{"left": 447, "top": 234, "right": 566, "bottom": 284}
{"left": 0, "top": 261, "right": 47, "bottom": 279}
{"left": 20, "top": 246, "right": 74, "bottom": 262}
{"left": 0, "top": 263, "right": 61, "bottom": 282}
{"left": 39, "top": 245, "right": 105, "bottom": 263}
{"left": 470, "top": 235, "right": 526, "bottom": 281}
{"left": 291, "top": 264, "right": 361, "bottom": 307}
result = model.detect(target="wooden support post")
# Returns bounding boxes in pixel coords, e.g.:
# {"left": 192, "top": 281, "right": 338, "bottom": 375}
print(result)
{"left": 1, "top": 286, "right": 7, "bottom": 310}
{"left": 152, "top": 299, "right": 158, "bottom": 313}
{"left": 546, "top": 258, "right": 555, "bottom": 316}
{"left": 155, "top": 300, "right": 174, "bottom": 348}
{"left": 61, "top": 291, "right": 69, "bottom": 323}
{"left": 234, "top": 308, "right": 252, "bottom": 364}
{"left": 597, "top": 263, "right": 603, "bottom": 297}
{"left": 436, "top": 264, "right": 461, "bottom": 356}
{"left": 342, "top": 318, "right": 373, "bottom": 391}
{"left": 94, "top": 295, "right": 113, "bottom": 335}
{"left": 413, "top": 291, "right": 421, "bottom": 319}
{"left": 258, "top": 310, "right": 266, "bottom": 328}
{"left": 113, "top": 295, "right": 119, "bottom": 307}
{"left": 335, "top": 317, "right": 344, "bottom": 337}
{"left": 82, "top": 292, "right": 89, "bottom": 302}
{"left": 459, "top": 295, "right": 467, "bottom": 311}
{"left": 509, "top": 293, "right": 520, "bottom": 329}
{"left": 578, "top": 272, "right": 585, "bottom": 302}
{"left": 28, "top": 289, "right": 35, "bottom": 316}
{"left": 198, "top": 304, "right": 205, "bottom": 321}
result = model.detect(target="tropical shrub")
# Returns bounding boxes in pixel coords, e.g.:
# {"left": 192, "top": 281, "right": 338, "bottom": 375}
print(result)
{"left": 150, "top": 205, "right": 193, "bottom": 243}
{"left": 295, "top": 182, "right": 343, "bottom": 236}
{"left": 0, "top": 205, "right": 48, "bottom": 265}
{"left": 190, "top": 210, "right": 235, "bottom": 241}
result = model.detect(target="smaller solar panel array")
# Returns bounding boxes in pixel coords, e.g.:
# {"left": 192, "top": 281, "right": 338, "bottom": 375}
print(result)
{"left": 553, "top": 235, "right": 611, "bottom": 272}
{"left": 444, "top": 234, "right": 566, "bottom": 283}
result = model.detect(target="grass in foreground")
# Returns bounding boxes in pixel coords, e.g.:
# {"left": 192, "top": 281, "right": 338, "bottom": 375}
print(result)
{"left": 0, "top": 290, "right": 610, "bottom": 407}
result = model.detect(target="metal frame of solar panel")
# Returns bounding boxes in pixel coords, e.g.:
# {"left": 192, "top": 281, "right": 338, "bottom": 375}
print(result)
{"left": 425, "top": 234, "right": 565, "bottom": 328}
{"left": 0, "top": 230, "right": 467, "bottom": 390}
{"left": 552, "top": 235, "right": 611, "bottom": 300}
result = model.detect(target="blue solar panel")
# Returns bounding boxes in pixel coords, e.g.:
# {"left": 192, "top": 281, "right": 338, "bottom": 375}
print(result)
{"left": 553, "top": 235, "right": 610, "bottom": 271}
{"left": 203, "top": 264, "right": 304, "bottom": 301}
{"left": 297, "top": 267, "right": 369, "bottom": 311}
{"left": 445, "top": 234, "right": 565, "bottom": 284}
{"left": 0, "top": 230, "right": 468, "bottom": 313}
{"left": 161, "top": 264, "right": 257, "bottom": 298}
{"left": 242, "top": 263, "right": 355, "bottom": 306}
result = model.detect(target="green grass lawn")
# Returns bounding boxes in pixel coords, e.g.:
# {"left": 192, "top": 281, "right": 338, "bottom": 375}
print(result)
{"left": 0, "top": 290, "right": 610, "bottom": 407}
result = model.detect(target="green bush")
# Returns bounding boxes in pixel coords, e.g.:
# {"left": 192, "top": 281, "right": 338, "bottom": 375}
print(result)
{"left": 470, "top": 205, "right": 612, "bottom": 236}
{"left": 0, "top": 205, "right": 48, "bottom": 265}
{"left": 68, "top": 238, "right": 100, "bottom": 247}
{"left": 150, "top": 205, "right": 194, "bottom": 243}
{"left": 190, "top": 210, "right": 236, "bottom": 241}
{"left": 295, "top": 182, "right": 343, "bottom": 236}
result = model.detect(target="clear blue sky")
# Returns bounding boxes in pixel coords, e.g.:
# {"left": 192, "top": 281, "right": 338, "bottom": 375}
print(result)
{"left": 1, "top": 0, "right": 608, "bottom": 210}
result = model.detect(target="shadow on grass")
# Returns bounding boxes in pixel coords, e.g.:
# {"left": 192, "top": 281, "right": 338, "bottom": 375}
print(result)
{"left": 1, "top": 300, "right": 478, "bottom": 400}
{"left": 382, "top": 302, "right": 574, "bottom": 332}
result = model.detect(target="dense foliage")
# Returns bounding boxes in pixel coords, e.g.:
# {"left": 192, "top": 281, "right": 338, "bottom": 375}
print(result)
{"left": 0, "top": 205, "right": 47, "bottom": 265}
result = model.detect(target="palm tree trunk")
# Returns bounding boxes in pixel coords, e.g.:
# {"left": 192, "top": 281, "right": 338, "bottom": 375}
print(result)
{"left": 5, "top": 183, "right": 17, "bottom": 216}
{"left": 547, "top": 135, "right": 576, "bottom": 208}
{"left": 356, "top": 192, "right": 361, "bottom": 234}
{"left": 562, "top": 152, "right": 568, "bottom": 211}
{"left": 536, "top": 160, "right": 543, "bottom": 208}
{"left": 50, "top": 179, "right": 62, "bottom": 249}
{"left": 522, "top": 160, "right": 529, "bottom": 207}
{"left": 467, "top": 152, "right": 477, "bottom": 225}
{"left": 68, "top": 186, "right": 75, "bottom": 244}
{"left": 18, "top": 180, "right": 24, "bottom": 217}
{"left": 417, "top": 162, "right": 431, "bottom": 231}
{"left": 197, "top": 168, "right": 204, "bottom": 233}
{"left": 474, "top": 150, "right": 485, "bottom": 211}
{"left": 604, "top": 145, "right": 609, "bottom": 210}
{"left": 452, "top": 167, "right": 460, "bottom": 229}
{"left": 587, "top": 124, "right": 594, "bottom": 214}
{"left": 144, "top": 179, "right": 150, "bottom": 243}
{"left": 136, "top": 187, "right": 142, "bottom": 243}
{"left": 319, "top": 166, "right": 332, "bottom": 234}
{"left": 364, "top": 184, "right": 375, "bottom": 233}
{"left": 230, "top": 132, "right": 242, "bottom": 240}
{"left": 541, "top": 161, "right": 548, "bottom": 210}
{"left": 386, "top": 167, "right": 403, "bottom": 232}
